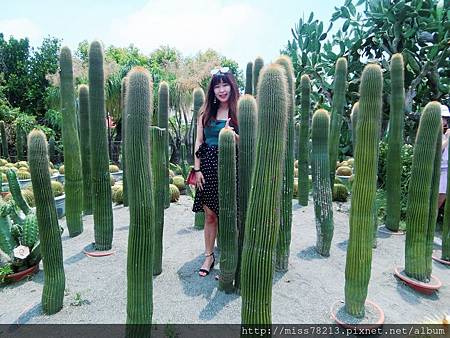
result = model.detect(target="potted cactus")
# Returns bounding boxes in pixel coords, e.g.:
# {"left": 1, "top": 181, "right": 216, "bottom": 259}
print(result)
{"left": 109, "top": 164, "right": 123, "bottom": 181}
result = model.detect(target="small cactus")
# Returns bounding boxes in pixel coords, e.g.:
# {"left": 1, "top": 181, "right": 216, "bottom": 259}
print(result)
{"left": 169, "top": 184, "right": 180, "bottom": 202}
{"left": 333, "top": 183, "right": 349, "bottom": 202}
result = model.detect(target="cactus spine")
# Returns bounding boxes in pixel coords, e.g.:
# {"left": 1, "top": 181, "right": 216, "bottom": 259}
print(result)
{"left": 0, "top": 121, "right": 8, "bottom": 160}
{"left": 125, "top": 67, "right": 154, "bottom": 326}
{"left": 311, "top": 109, "right": 334, "bottom": 256}
{"left": 385, "top": 54, "right": 405, "bottom": 232}
{"left": 158, "top": 81, "right": 170, "bottom": 209}
{"left": 298, "top": 74, "right": 311, "bottom": 206}
{"left": 345, "top": 64, "right": 382, "bottom": 318}
{"left": 350, "top": 102, "right": 359, "bottom": 154}
{"left": 218, "top": 128, "right": 238, "bottom": 293}
{"left": 16, "top": 124, "right": 25, "bottom": 161}
{"left": 241, "top": 64, "right": 287, "bottom": 324}
{"left": 150, "top": 126, "right": 165, "bottom": 276}
{"left": 252, "top": 57, "right": 264, "bottom": 97}
{"left": 405, "top": 102, "right": 442, "bottom": 282}
{"left": 28, "top": 129, "right": 65, "bottom": 315}
{"left": 245, "top": 61, "right": 253, "bottom": 94}
{"left": 88, "top": 41, "right": 113, "bottom": 250}
{"left": 60, "top": 46, "right": 84, "bottom": 237}
{"left": 78, "top": 85, "right": 93, "bottom": 215}
{"left": 235, "top": 94, "right": 257, "bottom": 290}
{"left": 121, "top": 77, "right": 129, "bottom": 207}
{"left": 328, "top": 58, "right": 348, "bottom": 186}
{"left": 275, "top": 55, "right": 295, "bottom": 271}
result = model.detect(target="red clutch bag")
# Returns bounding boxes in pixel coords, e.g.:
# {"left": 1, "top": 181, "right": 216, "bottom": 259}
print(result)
{"left": 187, "top": 169, "right": 197, "bottom": 186}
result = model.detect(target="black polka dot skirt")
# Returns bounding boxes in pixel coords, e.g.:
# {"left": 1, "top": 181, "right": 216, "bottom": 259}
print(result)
{"left": 193, "top": 143, "right": 219, "bottom": 216}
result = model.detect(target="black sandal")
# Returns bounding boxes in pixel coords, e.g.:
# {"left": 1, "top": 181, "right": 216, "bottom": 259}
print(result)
{"left": 199, "top": 252, "right": 215, "bottom": 277}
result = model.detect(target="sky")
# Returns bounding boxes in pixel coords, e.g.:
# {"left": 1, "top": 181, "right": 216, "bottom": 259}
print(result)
{"left": 1, "top": 0, "right": 344, "bottom": 71}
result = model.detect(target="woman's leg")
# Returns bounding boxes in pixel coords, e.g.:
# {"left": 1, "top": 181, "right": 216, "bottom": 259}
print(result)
{"left": 438, "top": 193, "right": 446, "bottom": 209}
{"left": 199, "top": 205, "right": 218, "bottom": 276}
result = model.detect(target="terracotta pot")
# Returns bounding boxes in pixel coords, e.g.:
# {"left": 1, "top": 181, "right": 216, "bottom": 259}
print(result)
{"left": 394, "top": 267, "right": 442, "bottom": 295}
{"left": 5, "top": 264, "right": 39, "bottom": 283}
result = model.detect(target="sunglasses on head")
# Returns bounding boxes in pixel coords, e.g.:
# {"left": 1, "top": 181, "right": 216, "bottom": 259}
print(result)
{"left": 210, "top": 67, "right": 230, "bottom": 76}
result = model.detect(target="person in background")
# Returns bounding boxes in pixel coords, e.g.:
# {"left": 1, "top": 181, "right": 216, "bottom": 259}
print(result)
{"left": 438, "top": 104, "right": 450, "bottom": 208}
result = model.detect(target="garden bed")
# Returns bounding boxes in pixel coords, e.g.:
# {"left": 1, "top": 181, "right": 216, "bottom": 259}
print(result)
{"left": 0, "top": 196, "right": 448, "bottom": 324}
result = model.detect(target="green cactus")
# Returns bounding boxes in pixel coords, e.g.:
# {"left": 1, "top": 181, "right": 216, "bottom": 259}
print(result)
{"left": 16, "top": 171, "right": 31, "bottom": 180}
{"left": 245, "top": 61, "right": 253, "bottom": 95}
{"left": 0, "top": 200, "right": 14, "bottom": 256}
{"left": 78, "top": 85, "right": 93, "bottom": 215}
{"left": 328, "top": 58, "right": 348, "bottom": 187}
{"left": 345, "top": 64, "right": 383, "bottom": 318}
{"left": 88, "top": 41, "right": 113, "bottom": 250}
{"left": 275, "top": 55, "right": 295, "bottom": 271}
{"left": 125, "top": 67, "right": 154, "bottom": 326}
{"left": 6, "top": 169, "right": 31, "bottom": 215}
{"left": 252, "top": 57, "right": 264, "bottom": 97}
{"left": 385, "top": 54, "right": 405, "bottom": 232}
{"left": 241, "top": 64, "right": 287, "bottom": 325}
{"left": 298, "top": 75, "right": 311, "bottom": 206}
{"left": 333, "top": 183, "right": 349, "bottom": 202}
{"left": 350, "top": 102, "right": 359, "bottom": 156}
{"left": 218, "top": 128, "right": 238, "bottom": 293}
{"left": 22, "top": 213, "right": 38, "bottom": 249}
{"left": 0, "top": 121, "right": 8, "bottom": 160}
{"left": 311, "top": 109, "right": 334, "bottom": 257}
{"left": 60, "top": 46, "right": 84, "bottom": 237}
{"left": 121, "top": 77, "right": 129, "bottom": 207}
{"left": 443, "top": 144, "right": 450, "bottom": 261}
{"left": 28, "top": 129, "right": 65, "bottom": 315}
{"left": 194, "top": 212, "right": 204, "bottom": 229}
{"left": 169, "top": 184, "right": 180, "bottom": 202}
{"left": 192, "top": 87, "right": 205, "bottom": 158}
{"left": 150, "top": 126, "right": 166, "bottom": 276}
{"left": 158, "top": 81, "right": 170, "bottom": 209}
{"left": 235, "top": 94, "right": 257, "bottom": 290}
{"left": 16, "top": 124, "right": 25, "bottom": 161}
{"left": 405, "top": 101, "right": 442, "bottom": 282}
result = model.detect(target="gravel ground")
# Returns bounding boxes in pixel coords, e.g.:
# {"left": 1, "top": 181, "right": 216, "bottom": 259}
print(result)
{"left": 0, "top": 196, "right": 449, "bottom": 325}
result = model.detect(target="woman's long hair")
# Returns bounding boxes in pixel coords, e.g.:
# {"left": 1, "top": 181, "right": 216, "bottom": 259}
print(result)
{"left": 201, "top": 72, "right": 239, "bottom": 129}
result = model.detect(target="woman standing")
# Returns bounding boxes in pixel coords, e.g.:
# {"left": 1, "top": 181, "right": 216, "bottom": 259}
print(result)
{"left": 439, "top": 104, "right": 450, "bottom": 208}
{"left": 192, "top": 67, "right": 239, "bottom": 277}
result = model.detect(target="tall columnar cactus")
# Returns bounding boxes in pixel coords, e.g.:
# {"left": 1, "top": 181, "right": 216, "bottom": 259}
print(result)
{"left": 192, "top": 87, "right": 205, "bottom": 158}
{"left": 158, "top": 81, "right": 170, "bottom": 209}
{"left": 252, "top": 57, "right": 264, "bottom": 97}
{"left": 121, "top": 77, "right": 129, "bottom": 207}
{"left": 405, "top": 102, "right": 442, "bottom": 282}
{"left": 60, "top": 46, "right": 84, "bottom": 237}
{"left": 350, "top": 102, "right": 359, "bottom": 155}
{"left": 235, "top": 94, "right": 257, "bottom": 290}
{"left": 344, "top": 64, "right": 382, "bottom": 318}
{"left": 245, "top": 61, "right": 253, "bottom": 95}
{"left": 150, "top": 126, "right": 165, "bottom": 276}
{"left": 88, "top": 41, "right": 113, "bottom": 250}
{"left": 125, "top": 67, "right": 154, "bottom": 326}
{"left": 241, "top": 64, "right": 287, "bottom": 325}
{"left": 218, "top": 128, "right": 238, "bottom": 293}
{"left": 385, "top": 54, "right": 405, "bottom": 232}
{"left": 78, "top": 85, "right": 93, "bottom": 215}
{"left": 275, "top": 55, "right": 295, "bottom": 271}
{"left": 28, "top": 129, "right": 65, "bottom": 315}
{"left": 0, "top": 121, "right": 8, "bottom": 160}
{"left": 328, "top": 58, "right": 348, "bottom": 186}
{"left": 311, "top": 109, "right": 334, "bottom": 256}
{"left": 298, "top": 74, "right": 311, "bottom": 206}
{"left": 16, "top": 124, "right": 25, "bottom": 161}
{"left": 443, "top": 131, "right": 450, "bottom": 262}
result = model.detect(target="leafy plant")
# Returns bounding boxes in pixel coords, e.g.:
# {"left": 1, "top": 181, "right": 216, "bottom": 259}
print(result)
{"left": 0, "top": 263, "right": 13, "bottom": 283}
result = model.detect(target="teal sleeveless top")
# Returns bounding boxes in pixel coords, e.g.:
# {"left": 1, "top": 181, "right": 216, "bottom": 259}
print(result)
{"left": 204, "top": 119, "right": 227, "bottom": 146}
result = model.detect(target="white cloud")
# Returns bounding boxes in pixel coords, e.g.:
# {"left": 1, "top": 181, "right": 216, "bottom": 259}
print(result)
{"left": 0, "top": 18, "right": 43, "bottom": 42}
{"left": 108, "top": 0, "right": 267, "bottom": 67}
